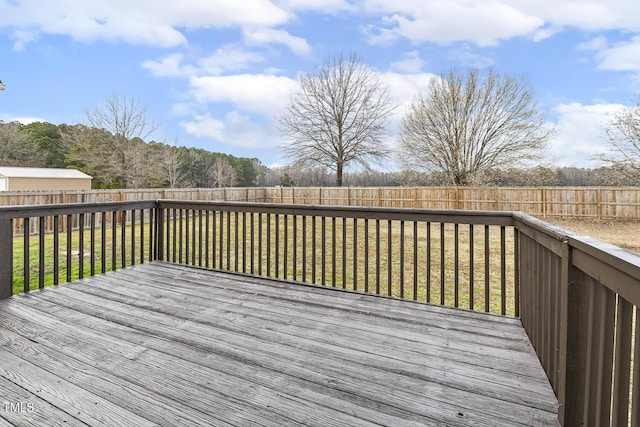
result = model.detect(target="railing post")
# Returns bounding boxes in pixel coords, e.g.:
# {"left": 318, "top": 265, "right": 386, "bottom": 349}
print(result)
{"left": 556, "top": 238, "right": 570, "bottom": 425}
{"left": 0, "top": 218, "right": 13, "bottom": 299}
{"left": 155, "top": 204, "right": 164, "bottom": 261}
{"left": 561, "top": 242, "right": 591, "bottom": 426}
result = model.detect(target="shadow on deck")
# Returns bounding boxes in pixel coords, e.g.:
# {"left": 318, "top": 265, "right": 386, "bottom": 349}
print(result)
{"left": 0, "top": 262, "right": 557, "bottom": 426}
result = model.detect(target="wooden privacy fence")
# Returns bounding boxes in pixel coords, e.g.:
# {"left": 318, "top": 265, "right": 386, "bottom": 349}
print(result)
{"left": 265, "top": 186, "right": 640, "bottom": 219}
{"left": 2, "top": 186, "right": 640, "bottom": 219}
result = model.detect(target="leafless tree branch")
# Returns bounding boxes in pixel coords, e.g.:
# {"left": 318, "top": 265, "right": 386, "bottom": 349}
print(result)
{"left": 598, "top": 98, "right": 640, "bottom": 181}
{"left": 80, "top": 94, "right": 160, "bottom": 188}
{"left": 398, "top": 67, "right": 553, "bottom": 185}
{"left": 0, "top": 122, "right": 45, "bottom": 166}
{"left": 280, "top": 53, "right": 395, "bottom": 186}
{"left": 208, "top": 156, "right": 238, "bottom": 188}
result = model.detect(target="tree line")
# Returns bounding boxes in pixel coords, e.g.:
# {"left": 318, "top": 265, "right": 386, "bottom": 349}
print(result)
{"left": 0, "top": 120, "right": 266, "bottom": 189}
{"left": 1, "top": 118, "right": 638, "bottom": 190}
{"left": 263, "top": 164, "right": 640, "bottom": 187}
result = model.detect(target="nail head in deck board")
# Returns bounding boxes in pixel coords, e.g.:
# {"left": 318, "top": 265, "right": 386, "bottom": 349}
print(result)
{"left": 0, "top": 262, "right": 558, "bottom": 426}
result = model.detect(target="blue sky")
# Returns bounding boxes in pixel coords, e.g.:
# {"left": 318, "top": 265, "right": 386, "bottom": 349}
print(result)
{"left": 1, "top": 0, "right": 639, "bottom": 172}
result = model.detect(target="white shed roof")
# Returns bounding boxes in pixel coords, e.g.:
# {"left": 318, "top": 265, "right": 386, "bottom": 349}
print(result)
{"left": 0, "top": 167, "right": 92, "bottom": 179}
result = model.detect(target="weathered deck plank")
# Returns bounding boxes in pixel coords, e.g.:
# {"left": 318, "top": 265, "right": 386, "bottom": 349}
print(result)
{"left": 0, "top": 262, "right": 558, "bottom": 426}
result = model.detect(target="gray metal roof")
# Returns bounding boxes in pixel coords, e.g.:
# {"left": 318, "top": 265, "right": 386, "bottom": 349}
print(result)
{"left": 0, "top": 167, "right": 92, "bottom": 179}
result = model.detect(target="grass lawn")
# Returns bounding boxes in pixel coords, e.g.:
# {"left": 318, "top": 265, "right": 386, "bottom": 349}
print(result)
{"left": 12, "top": 212, "right": 516, "bottom": 315}
{"left": 12, "top": 219, "right": 154, "bottom": 295}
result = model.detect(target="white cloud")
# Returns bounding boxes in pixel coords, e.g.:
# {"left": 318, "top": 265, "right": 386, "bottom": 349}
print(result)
{"left": 578, "top": 35, "right": 609, "bottom": 51}
{"left": 380, "top": 71, "right": 437, "bottom": 115}
{"left": 189, "top": 74, "right": 299, "bottom": 116}
{"left": 0, "top": 0, "right": 290, "bottom": 48}
{"left": 390, "top": 51, "right": 426, "bottom": 74}
{"left": 11, "top": 30, "right": 38, "bottom": 51}
{"left": 362, "top": 1, "right": 640, "bottom": 46}
{"left": 181, "top": 113, "right": 225, "bottom": 140}
{"left": 446, "top": 44, "right": 495, "bottom": 68}
{"left": 142, "top": 54, "right": 194, "bottom": 77}
{"left": 596, "top": 36, "right": 640, "bottom": 71}
{"left": 548, "top": 102, "right": 626, "bottom": 167}
{"left": 377, "top": 71, "right": 440, "bottom": 157}
{"left": 365, "top": 2, "right": 544, "bottom": 46}
{"left": 243, "top": 27, "right": 311, "bottom": 55}
{"left": 142, "top": 46, "right": 266, "bottom": 79}
{"left": 181, "top": 111, "right": 280, "bottom": 149}
{"left": 4, "top": 0, "right": 640, "bottom": 53}
{"left": 170, "top": 103, "right": 196, "bottom": 117}
{"left": 278, "top": 0, "right": 354, "bottom": 13}
{"left": 524, "top": 0, "right": 640, "bottom": 32}
{"left": 197, "top": 46, "right": 266, "bottom": 75}
{"left": 531, "top": 27, "right": 559, "bottom": 42}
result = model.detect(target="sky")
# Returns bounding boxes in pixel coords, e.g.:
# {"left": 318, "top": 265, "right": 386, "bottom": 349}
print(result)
{"left": 1, "top": 0, "right": 639, "bottom": 172}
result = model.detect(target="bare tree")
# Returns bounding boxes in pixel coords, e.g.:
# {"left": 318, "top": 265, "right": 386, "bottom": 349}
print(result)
{"left": 159, "top": 139, "right": 187, "bottom": 188}
{"left": 280, "top": 53, "right": 395, "bottom": 186}
{"left": 83, "top": 93, "right": 159, "bottom": 188}
{"left": 599, "top": 98, "right": 640, "bottom": 180}
{"left": 398, "top": 67, "right": 552, "bottom": 185}
{"left": 208, "top": 157, "right": 238, "bottom": 188}
{"left": 0, "top": 122, "right": 45, "bottom": 166}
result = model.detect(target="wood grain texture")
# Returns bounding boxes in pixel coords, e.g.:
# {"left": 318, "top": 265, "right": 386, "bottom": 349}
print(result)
{"left": 0, "top": 261, "right": 558, "bottom": 426}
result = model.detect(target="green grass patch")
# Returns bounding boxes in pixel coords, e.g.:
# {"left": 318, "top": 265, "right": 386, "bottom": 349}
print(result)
{"left": 12, "top": 212, "right": 516, "bottom": 315}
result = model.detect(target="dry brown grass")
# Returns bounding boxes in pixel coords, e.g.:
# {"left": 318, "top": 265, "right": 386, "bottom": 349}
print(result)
{"left": 542, "top": 217, "right": 640, "bottom": 255}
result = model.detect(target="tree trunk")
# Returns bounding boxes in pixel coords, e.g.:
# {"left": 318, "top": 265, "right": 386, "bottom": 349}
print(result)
{"left": 336, "top": 162, "right": 343, "bottom": 187}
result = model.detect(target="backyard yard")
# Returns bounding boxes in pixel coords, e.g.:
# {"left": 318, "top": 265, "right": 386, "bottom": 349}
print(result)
{"left": 544, "top": 217, "right": 640, "bottom": 254}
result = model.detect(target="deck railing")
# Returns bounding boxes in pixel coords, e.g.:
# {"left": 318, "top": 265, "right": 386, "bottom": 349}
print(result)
{"left": 514, "top": 212, "right": 640, "bottom": 426}
{"left": 1, "top": 199, "right": 640, "bottom": 426}
{"left": 0, "top": 201, "right": 158, "bottom": 298}
{"left": 155, "top": 201, "right": 518, "bottom": 315}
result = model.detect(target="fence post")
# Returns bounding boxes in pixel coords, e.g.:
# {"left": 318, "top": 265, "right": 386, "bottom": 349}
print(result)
{"left": 0, "top": 218, "right": 13, "bottom": 299}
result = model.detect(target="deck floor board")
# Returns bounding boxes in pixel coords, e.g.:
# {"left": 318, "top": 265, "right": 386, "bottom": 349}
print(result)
{"left": 0, "top": 262, "right": 558, "bottom": 426}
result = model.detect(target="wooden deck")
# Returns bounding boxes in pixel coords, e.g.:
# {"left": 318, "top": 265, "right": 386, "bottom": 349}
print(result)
{"left": 0, "top": 262, "right": 557, "bottom": 426}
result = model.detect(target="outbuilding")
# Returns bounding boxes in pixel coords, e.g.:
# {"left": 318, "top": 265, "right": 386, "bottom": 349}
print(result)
{"left": 0, "top": 167, "right": 92, "bottom": 191}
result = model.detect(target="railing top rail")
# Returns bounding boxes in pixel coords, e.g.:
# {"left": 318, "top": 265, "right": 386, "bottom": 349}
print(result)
{"left": 157, "top": 200, "right": 516, "bottom": 225}
{"left": 0, "top": 200, "right": 157, "bottom": 219}
{"left": 512, "top": 212, "right": 568, "bottom": 240}
{"left": 569, "top": 233, "right": 640, "bottom": 305}
{"left": 513, "top": 211, "right": 640, "bottom": 307}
